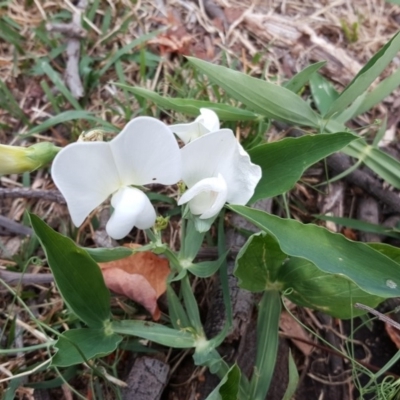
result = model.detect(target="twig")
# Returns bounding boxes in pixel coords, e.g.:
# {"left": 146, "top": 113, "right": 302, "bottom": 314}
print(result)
{"left": 0, "top": 188, "right": 66, "bottom": 204}
{"left": 0, "top": 270, "right": 54, "bottom": 285}
{"left": 0, "top": 215, "right": 33, "bottom": 236}
{"left": 46, "top": 0, "right": 88, "bottom": 98}
{"left": 355, "top": 303, "right": 400, "bottom": 331}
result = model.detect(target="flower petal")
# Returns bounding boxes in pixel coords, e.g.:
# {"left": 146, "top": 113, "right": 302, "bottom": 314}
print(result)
{"left": 106, "top": 187, "right": 156, "bottom": 239}
{"left": 52, "top": 142, "right": 120, "bottom": 227}
{"left": 170, "top": 108, "right": 220, "bottom": 144}
{"left": 178, "top": 174, "right": 228, "bottom": 219}
{"left": 180, "top": 129, "right": 262, "bottom": 206}
{"left": 110, "top": 117, "right": 181, "bottom": 186}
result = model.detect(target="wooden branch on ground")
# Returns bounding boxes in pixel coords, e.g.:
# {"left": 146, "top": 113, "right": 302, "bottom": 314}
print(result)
{"left": 46, "top": 0, "right": 88, "bottom": 98}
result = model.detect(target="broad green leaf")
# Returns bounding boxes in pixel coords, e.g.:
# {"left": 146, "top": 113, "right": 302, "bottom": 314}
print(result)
{"left": 248, "top": 132, "right": 356, "bottom": 202}
{"left": 325, "top": 31, "right": 400, "bottom": 117}
{"left": 285, "top": 61, "right": 326, "bottom": 93}
{"left": 205, "top": 364, "right": 241, "bottom": 400}
{"left": 187, "top": 57, "right": 320, "bottom": 127}
{"left": 355, "top": 68, "right": 400, "bottom": 116}
{"left": 282, "top": 351, "right": 299, "bottom": 400}
{"left": 117, "top": 86, "right": 259, "bottom": 121}
{"left": 235, "top": 232, "right": 287, "bottom": 291}
{"left": 29, "top": 214, "right": 110, "bottom": 328}
{"left": 84, "top": 246, "right": 133, "bottom": 262}
{"left": 278, "top": 258, "right": 383, "bottom": 318}
{"left": 52, "top": 329, "right": 122, "bottom": 367}
{"left": 368, "top": 242, "right": 400, "bottom": 264}
{"left": 250, "top": 290, "right": 281, "bottom": 400}
{"left": 309, "top": 72, "right": 339, "bottom": 115}
{"left": 111, "top": 320, "right": 196, "bottom": 348}
{"left": 229, "top": 206, "right": 400, "bottom": 298}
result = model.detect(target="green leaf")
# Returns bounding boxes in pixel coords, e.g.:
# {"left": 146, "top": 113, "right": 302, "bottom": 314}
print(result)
{"left": 282, "top": 351, "right": 299, "bottom": 400}
{"left": 188, "top": 251, "right": 229, "bottom": 278}
{"left": 22, "top": 110, "right": 118, "bottom": 138}
{"left": 326, "top": 119, "right": 400, "bottom": 189}
{"left": 41, "top": 61, "right": 82, "bottom": 110}
{"left": 355, "top": 68, "right": 400, "bottom": 116}
{"left": 205, "top": 364, "right": 241, "bottom": 400}
{"left": 52, "top": 329, "right": 122, "bottom": 367}
{"left": 27, "top": 366, "right": 77, "bottom": 389}
{"left": 167, "top": 285, "right": 191, "bottom": 330}
{"left": 235, "top": 232, "right": 287, "bottom": 292}
{"left": 278, "top": 258, "right": 383, "bottom": 318}
{"left": 285, "top": 61, "right": 326, "bottom": 93}
{"left": 117, "top": 86, "right": 259, "bottom": 121}
{"left": 187, "top": 57, "right": 320, "bottom": 127}
{"left": 99, "top": 30, "right": 161, "bottom": 76}
{"left": 84, "top": 246, "right": 133, "bottom": 262}
{"left": 28, "top": 213, "right": 111, "bottom": 328}
{"left": 111, "top": 320, "right": 196, "bottom": 348}
{"left": 309, "top": 72, "right": 339, "bottom": 115}
{"left": 314, "top": 214, "right": 400, "bottom": 240}
{"left": 229, "top": 206, "right": 400, "bottom": 299}
{"left": 249, "top": 132, "right": 356, "bottom": 202}
{"left": 250, "top": 290, "right": 281, "bottom": 400}
{"left": 368, "top": 242, "right": 400, "bottom": 264}
{"left": 343, "top": 137, "right": 400, "bottom": 189}
{"left": 325, "top": 31, "right": 400, "bottom": 117}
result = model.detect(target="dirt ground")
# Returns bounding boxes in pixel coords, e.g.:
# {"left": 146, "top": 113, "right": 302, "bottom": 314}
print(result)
{"left": 1, "top": 0, "right": 400, "bottom": 399}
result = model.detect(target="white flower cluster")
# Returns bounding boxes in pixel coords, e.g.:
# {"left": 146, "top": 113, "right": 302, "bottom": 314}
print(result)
{"left": 52, "top": 109, "right": 262, "bottom": 239}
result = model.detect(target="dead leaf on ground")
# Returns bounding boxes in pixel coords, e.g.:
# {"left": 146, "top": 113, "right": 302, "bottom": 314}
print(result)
{"left": 99, "top": 244, "right": 171, "bottom": 321}
{"left": 385, "top": 317, "right": 400, "bottom": 349}
{"left": 280, "top": 311, "right": 314, "bottom": 356}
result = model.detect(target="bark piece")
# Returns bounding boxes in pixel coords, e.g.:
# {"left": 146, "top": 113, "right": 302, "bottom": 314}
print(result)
{"left": 122, "top": 356, "right": 169, "bottom": 400}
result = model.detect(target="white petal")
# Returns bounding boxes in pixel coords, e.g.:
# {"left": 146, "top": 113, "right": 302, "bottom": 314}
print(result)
{"left": 110, "top": 117, "right": 182, "bottom": 186}
{"left": 197, "top": 108, "right": 220, "bottom": 132}
{"left": 169, "top": 121, "right": 209, "bottom": 144}
{"left": 180, "top": 129, "right": 262, "bottom": 206}
{"left": 178, "top": 174, "right": 228, "bottom": 219}
{"left": 51, "top": 142, "right": 120, "bottom": 227}
{"left": 219, "top": 141, "right": 262, "bottom": 205}
{"left": 170, "top": 108, "right": 220, "bottom": 144}
{"left": 106, "top": 187, "right": 156, "bottom": 239}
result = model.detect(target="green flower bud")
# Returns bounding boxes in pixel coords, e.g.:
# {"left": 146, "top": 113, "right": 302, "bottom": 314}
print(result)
{"left": 0, "top": 142, "right": 60, "bottom": 175}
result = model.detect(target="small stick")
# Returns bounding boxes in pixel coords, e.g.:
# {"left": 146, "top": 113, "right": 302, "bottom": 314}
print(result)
{"left": 0, "top": 188, "right": 65, "bottom": 204}
{"left": 354, "top": 303, "right": 400, "bottom": 331}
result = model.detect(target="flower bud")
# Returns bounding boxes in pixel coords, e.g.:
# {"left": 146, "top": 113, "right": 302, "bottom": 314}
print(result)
{"left": 0, "top": 142, "right": 60, "bottom": 175}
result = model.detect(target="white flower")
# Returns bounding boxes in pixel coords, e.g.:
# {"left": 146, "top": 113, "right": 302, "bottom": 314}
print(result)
{"left": 178, "top": 129, "right": 262, "bottom": 219}
{"left": 52, "top": 117, "right": 182, "bottom": 239}
{"left": 170, "top": 108, "right": 219, "bottom": 144}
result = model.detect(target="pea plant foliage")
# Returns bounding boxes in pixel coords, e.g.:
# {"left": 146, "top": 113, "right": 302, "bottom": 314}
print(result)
{"left": 4, "top": 31, "right": 400, "bottom": 400}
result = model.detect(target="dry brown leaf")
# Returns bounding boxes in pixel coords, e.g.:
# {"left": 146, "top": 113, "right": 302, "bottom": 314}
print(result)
{"left": 385, "top": 317, "right": 400, "bottom": 349}
{"left": 279, "top": 311, "right": 314, "bottom": 356}
{"left": 100, "top": 244, "right": 170, "bottom": 321}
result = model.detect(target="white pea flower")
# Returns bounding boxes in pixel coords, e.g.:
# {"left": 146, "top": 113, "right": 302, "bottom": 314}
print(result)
{"left": 52, "top": 117, "right": 182, "bottom": 240}
{"left": 170, "top": 108, "right": 219, "bottom": 144}
{"left": 178, "top": 129, "right": 262, "bottom": 220}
